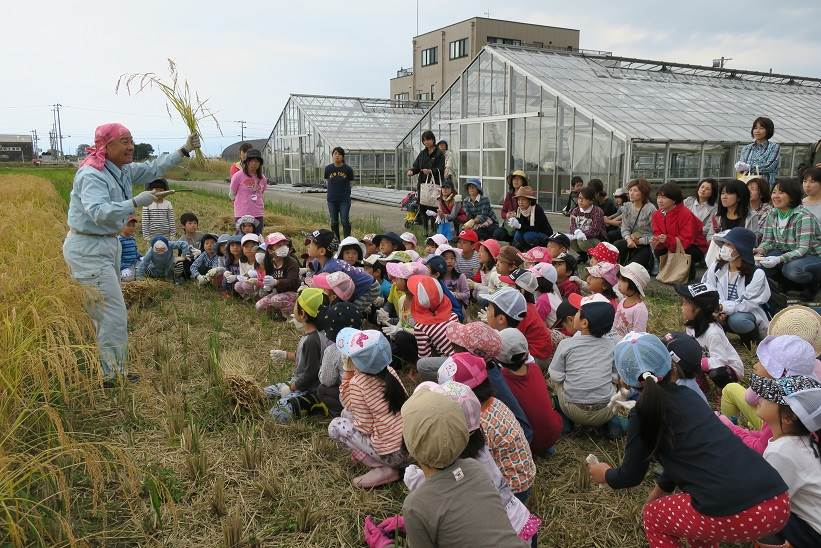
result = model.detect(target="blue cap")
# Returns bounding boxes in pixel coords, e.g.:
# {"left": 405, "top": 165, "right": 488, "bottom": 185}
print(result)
{"left": 465, "top": 178, "right": 483, "bottom": 194}
{"left": 336, "top": 328, "right": 392, "bottom": 375}
{"left": 713, "top": 227, "right": 756, "bottom": 265}
{"left": 614, "top": 332, "right": 672, "bottom": 388}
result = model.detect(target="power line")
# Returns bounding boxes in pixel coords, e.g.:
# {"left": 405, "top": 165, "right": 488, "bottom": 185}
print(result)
{"left": 234, "top": 120, "right": 247, "bottom": 141}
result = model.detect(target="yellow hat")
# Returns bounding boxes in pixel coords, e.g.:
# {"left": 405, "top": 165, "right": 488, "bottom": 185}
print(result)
{"left": 297, "top": 287, "right": 326, "bottom": 318}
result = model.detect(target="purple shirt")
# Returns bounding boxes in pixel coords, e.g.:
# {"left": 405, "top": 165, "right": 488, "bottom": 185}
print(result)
{"left": 230, "top": 171, "right": 267, "bottom": 218}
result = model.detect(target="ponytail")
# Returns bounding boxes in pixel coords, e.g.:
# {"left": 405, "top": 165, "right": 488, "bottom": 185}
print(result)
{"left": 375, "top": 367, "right": 408, "bottom": 414}
{"left": 635, "top": 373, "right": 673, "bottom": 456}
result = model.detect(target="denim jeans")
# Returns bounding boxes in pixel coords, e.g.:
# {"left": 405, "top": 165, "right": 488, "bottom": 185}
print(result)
{"left": 782, "top": 255, "right": 821, "bottom": 285}
{"left": 726, "top": 311, "right": 757, "bottom": 336}
{"left": 513, "top": 230, "right": 548, "bottom": 248}
{"left": 327, "top": 199, "right": 351, "bottom": 239}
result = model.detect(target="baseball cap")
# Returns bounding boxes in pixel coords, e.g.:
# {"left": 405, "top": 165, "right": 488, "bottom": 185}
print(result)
{"left": 445, "top": 322, "right": 502, "bottom": 359}
{"left": 529, "top": 262, "right": 558, "bottom": 284}
{"left": 567, "top": 292, "right": 610, "bottom": 310}
{"left": 507, "top": 268, "right": 538, "bottom": 295}
{"left": 675, "top": 283, "right": 719, "bottom": 313}
{"left": 662, "top": 332, "right": 703, "bottom": 378}
{"left": 296, "top": 287, "right": 327, "bottom": 318}
{"left": 305, "top": 229, "right": 339, "bottom": 253}
{"left": 497, "top": 328, "right": 529, "bottom": 366}
{"left": 518, "top": 246, "right": 552, "bottom": 264}
{"left": 309, "top": 272, "right": 355, "bottom": 301}
{"left": 619, "top": 263, "right": 650, "bottom": 297}
{"left": 437, "top": 352, "right": 489, "bottom": 388}
{"left": 402, "top": 389, "right": 468, "bottom": 469}
{"left": 336, "top": 328, "right": 393, "bottom": 375}
{"left": 400, "top": 232, "right": 418, "bottom": 247}
{"left": 485, "top": 287, "right": 527, "bottom": 321}
{"left": 425, "top": 255, "right": 447, "bottom": 276}
{"left": 241, "top": 233, "right": 260, "bottom": 246}
{"left": 588, "top": 262, "right": 619, "bottom": 288}
{"left": 554, "top": 299, "right": 579, "bottom": 326}
{"left": 552, "top": 252, "right": 577, "bottom": 273}
{"left": 457, "top": 229, "right": 479, "bottom": 244}
{"left": 547, "top": 233, "right": 571, "bottom": 249}
{"left": 426, "top": 234, "right": 449, "bottom": 248}
{"left": 757, "top": 335, "right": 818, "bottom": 379}
{"left": 614, "top": 332, "right": 673, "bottom": 388}
{"left": 479, "top": 239, "right": 501, "bottom": 260}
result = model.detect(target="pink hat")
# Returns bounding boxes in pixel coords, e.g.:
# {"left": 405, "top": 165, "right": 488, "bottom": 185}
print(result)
{"left": 79, "top": 123, "right": 131, "bottom": 171}
{"left": 386, "top": 261, "right": 427, "bottom": 280}
{"left": 479, "top": 239, "right": 501, "bottom": 260}
{"left": 529, "top": 262, "right": 558, "bottom": 284}
{"left": 445, "top": 322, "right": 502, "bottom": 359}
{"left": 435, "top": 244, "right": 462, "bottom": 257}
{"left": 263, "top": 232, "right": 289, "bottom": 248}
{"left": 437, "top": 352, "right": 488, "bottom": 389}
{"left": 406, "top": 250, "right": 422, "bottom": 262}
{"left": 414, "top": 380, "right": 481, "bottom": 431}
{"left": 588, "top": 262, "right": 619, "bottom": 288}
{"left": 310, "top": 272, "right": 354, "bottom": 301}
{"left": 588, "top": 242, "right": 620, "bottom": 265}
{"left": 400, "top": 232, "right": 418, "bottom": 247}
{"left": 518, "top": 246, "right": 552, "bottom": 264}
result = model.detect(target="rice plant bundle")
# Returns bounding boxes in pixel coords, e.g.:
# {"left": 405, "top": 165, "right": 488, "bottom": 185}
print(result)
{"left": 122, "top": 279, "right": 161, "bottom": 308}
{"left": 116, "top": 59, "right": 222, "bottom": 166}
{"left": 220, "top": 351, "right": 266, "bottom": 415}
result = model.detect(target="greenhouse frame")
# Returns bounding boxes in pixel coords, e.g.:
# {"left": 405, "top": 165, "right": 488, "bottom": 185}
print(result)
{"left": 396, "top": 44, "right": 821, "bottom": 210}
{"left": 262, "top": 94, "right": 430, "bottom": 187}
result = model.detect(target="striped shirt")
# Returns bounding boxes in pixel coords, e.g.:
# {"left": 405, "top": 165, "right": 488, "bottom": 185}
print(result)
{"left": 118, "top": 235, "right": 141, "bottom": 270}
{"left": 481, "top": 397, "right": 536, "bottom": 494}
{"left": 415, "top": 313, "right": 459, "bottom": 358}
{"left": 141, "top": 200, "right": 175, "bottom": 241}
{"left": 340, "top": 367, "right": 406, "bottom": 456}
{"left": 456, "top": 252, "right": 481, "bottom": 279}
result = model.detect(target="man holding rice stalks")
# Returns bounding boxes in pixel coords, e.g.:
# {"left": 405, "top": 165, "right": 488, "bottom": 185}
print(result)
{"left": 63, "top": 122, "right": 199, "bottom": 386}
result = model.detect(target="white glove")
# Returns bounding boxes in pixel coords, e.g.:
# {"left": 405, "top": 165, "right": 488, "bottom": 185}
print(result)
{"left": 425, "top": 209, "right": 437, "bottom": 217}
{"left": 373, "top": 297, "right": 385, "bottom": 308}
{"left": 574, "top": 229, "right": 587, "bottom": 241}
{"left": 247, "top": 270, "right": 258, "bottom": 279}
{"left": 734, "top": 161, "right": 751, "bottom": 173}
{"left": 435, "top": 217, "right": 442, "bottom": 224}
{"left": 263, "top": 275, "right": 275, "bottom": 290}
{"left": 269, "top": 349, "right": 287, "bottom": 361}
{"left": 196, "top": 274, "right": 208, "bottom": 286}
{"left": 477, "top": 308, "right": 488, "bottom": 322}
{"left": 299, "top": 268, "right": 309, "bottom": 277}
{"left": 206, "top": 267, "right": 225, "bottom": 278}
{"left": 376, "top": 308, "right": 391, "bottom": 326}
{"left": 758, "top": 255, "right": 781, "bottom": 268}
{"left": 183, "top": 134, "right": 201, "bottom": 153}
{"left": 382, "top": 323, "right": 402, "bottom": 337}
{"left": 608, "top": 388, "right": 636, "bottom": 411}
{"left": 403, "top": 465, "right": 426, "bottom": 491}
{"left": 564, "top": 232, "right": 577, "bottom": 242}
{"left": 507, "top": 218, "right": 521, "bottom": 230}
{"left": 190, "top": 248, "right": 202, "bottom": 258}
{"left": 236, "top": 275, "right": 248, "bottom": 284}
{"left": 132, "top": 191, "right": 157, "bottom": 208}
{"left": 224, "top": 273, "right": 237, "bottom": 284}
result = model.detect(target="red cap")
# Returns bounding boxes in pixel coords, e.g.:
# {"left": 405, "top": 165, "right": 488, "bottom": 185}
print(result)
{"left": 479, "top": 239, "right": 501, "bottom": 260}
{"left": 457, "top": 229, "right": 479, "bottom": 244}
{"left": 498, "top": 274, "right": 516, "bottom": 287}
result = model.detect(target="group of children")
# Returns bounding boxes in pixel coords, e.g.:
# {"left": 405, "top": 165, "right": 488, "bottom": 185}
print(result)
{"left": 118, "top": 187, "right": 821, "bottom": 547}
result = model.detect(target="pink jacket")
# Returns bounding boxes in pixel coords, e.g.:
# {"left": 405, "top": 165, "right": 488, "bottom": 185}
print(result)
{"left": 230, "top": 171, "right": 267, "bottom": 218}
{"left": 719, "top": 414, "right": 772, "bottom": 454}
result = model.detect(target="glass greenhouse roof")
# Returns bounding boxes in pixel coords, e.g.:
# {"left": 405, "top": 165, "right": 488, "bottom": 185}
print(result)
{"left": 289, "top": 95, "right": 431, "bottom": 151}
{"left": 489, "top": 45, "right": 821, "bottom": 143}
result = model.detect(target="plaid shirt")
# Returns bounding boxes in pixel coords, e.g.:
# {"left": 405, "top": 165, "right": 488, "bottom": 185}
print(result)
{"left": 759, "top": 206, "right": 821, "bottom": 263}
{"left": 740, "top": 140, "right": 780, "bottom": 183}
{"left": 463, "top": 195, "right": 497, "bottom": 227}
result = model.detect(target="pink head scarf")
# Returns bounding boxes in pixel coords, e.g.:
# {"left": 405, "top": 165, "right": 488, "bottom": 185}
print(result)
{"left": 79, "top": 123, "right": 131, "bottom": 171}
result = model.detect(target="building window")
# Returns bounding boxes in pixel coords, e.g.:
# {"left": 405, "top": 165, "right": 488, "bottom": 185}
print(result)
{"left": 487, "top": 36, "right": 521, "bottom": 46}
{"left": 449, "top": 38, "right": 468, "bottom": 60}
{"left": 421, "top": 47, "right": 437, "bottom": 67}
{"left": 417, "top": 92, "right": 430, "bottom": 101}
{"left": 533, "top": 41, "right": 544, "bottom": 48}
{"left": 394, "top": 92, "right": 409, "bottom": 101}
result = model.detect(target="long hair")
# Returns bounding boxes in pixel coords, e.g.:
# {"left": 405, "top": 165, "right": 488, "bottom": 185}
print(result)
{"left": 635, "top": 374, "right": 674, "bottom": 456}
{"left": 683, "top": 296, "right": 716, "bottom": 338}
{"left": 242, "top": 157, "right": 263, "bottom": 179}
{"left": 714, "top": 257, "right": 757, "bottom": 284}
{"left": 716, "top": 180, "right": 751, "bottom": 227}
{"left": 778, "top": 406, "right": 821, "bottom": 464}
{"left": 374, "top": 368, "right": 407, "bottom": 414}
{"left": 460, "top": 429, "right": 487, "bottom": 459}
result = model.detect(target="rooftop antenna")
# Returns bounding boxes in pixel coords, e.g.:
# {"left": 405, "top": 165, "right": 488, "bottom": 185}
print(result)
{"left": 484, "top": 9, "right": 490, "bottom": 17}
{"left": 712, "top": 56, "right": 733, "bottom": 69}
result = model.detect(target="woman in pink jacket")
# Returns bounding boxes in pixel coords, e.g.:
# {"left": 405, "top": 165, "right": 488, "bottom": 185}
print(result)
{"left": 229, "top": 148, "right": 267, "bottom": 233}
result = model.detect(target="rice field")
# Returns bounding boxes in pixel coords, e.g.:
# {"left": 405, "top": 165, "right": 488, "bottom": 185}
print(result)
{"left": 0, "top": 170, "right": 758, "bottom": 547}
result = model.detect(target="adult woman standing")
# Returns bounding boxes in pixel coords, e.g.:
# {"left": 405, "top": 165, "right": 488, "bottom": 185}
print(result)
{"left": 461, "top": 178, "right": 498, "bottom": 240}
{"left": 683, "top": 178, "right": 718, "bottom": 237}
{"left": 736, "top": 117, "right": 780, "bottom": 185}
{"left": 229, "top": 148, "right": 267, "bottom": 234}
{"left": 650, "top": 182, "right": 708, "bottom": 281}
{"left": 495, "top": 170, "right": 529, "bottom": 242}
{"left": 407, "top": 130, "right": 445, "bottom": 235}
{"left": 614, "top": 178, "right": 656, "bottom": 270}
{"left": 755, "top": 179, "right": 821, "bottom": 300}
{"left": 64, "top": 123, "right": 198, "bottom": 385}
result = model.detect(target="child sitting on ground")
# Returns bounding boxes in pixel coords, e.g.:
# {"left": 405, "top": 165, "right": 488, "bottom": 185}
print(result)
{"left": 141, "top": 178, "right": 175, "bottom": 241}
{"left": 316, "top": 302, "right": 362, "bottom": 417}
{"left": 438, "top": 245, "right": 470, "bottom": 313}
{"left": 613, "top": 263, "right": 650, "bottom": 336}
{"left": 255, "top": 233, "right": 301, "bottom": 318}
{"left": 662, "top": 332, "right": 708, "bottom": 404}
{"left": 190, "top": 233, "right": 224, "bottom": 287}
{"left": 215, "top": 234, "right": 230, "bottom": 266}
{"left": 221, "top": 235, "right": 243, "bottom": 293}
{"left": 486, "top": 285, "right": 554, "bottom": 371}
{"left": 306, "top": 229, "right": 379, "bottom": 313}
{"left": 329, "top": 328, "right": 409, "bottom": 488}
{"left": 136, "top": 236, "right": 188, "bottom": 282}
{"left": 118, "top": 215, "right": 141, "bottom": 281}
{"left": 400, "top": 387, "right": 526, "bottom": 547}
{"left": 586, "top": 262, "right": 619, "bottom": 309}
{"left": 469, "top": 239, "right": 502, "bottom": 301}
{"left": 548, "top": 294, "right": 623, "bottom": 437}
{"left": 751, "top": 374, "right": 821, "bottom": 547}
{"left": 455, "top": 229, "right": 481, "bottom": 279}
{"left": 553, "top": 252, "right": 580, "bottom": 297}
{"left": 373, "top": 232, "right": 404, "bottom": 257}
{"left": 235, "top": 214, "right": 260, "bottom": 236}
{"left": 424, "top": 255, "right": 464, "bottom": 322}
{"left": 424, "top": 234, "right": 448, "bottom": 256}
{"left": 498, "top": 328, "right": 562, "bottom": 458}
{"left": 529, "top": 262, "right": 562, "bottom": 327}
{"left": 569, "top": 186, "right": 607, "bottom": 261}
{"left": 179, "top": 212, "right": 202, "bottom": 249}
{"left": 675, "top": 283, "right": 744, "bottom": 389}
{"left": 379, "top": 261, "right": 428, "bottom": 333}
{"left": 402, "top": 382, "right": 540, "bottom": 545}
{"left": 444, "top": 354, "right": 537, "bottom": 503}
{"left": 268, "top": 288, "right": 330, "bottom": 421}
{"left": 234, "top": 234, "right": 268, "bottom": 299}
{"left": 408, "top": 274, "right": 460, "bottom": 358}
{"left": 337, "top": 236, "right": 366, "bottom": 267}
{"left": 546, "top": 233, "right": 571, "bottom": 262}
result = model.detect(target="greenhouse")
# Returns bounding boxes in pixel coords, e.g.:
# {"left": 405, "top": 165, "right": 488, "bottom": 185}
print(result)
{"left": 263, "top": 94, "right": 430, "bottom": 187}
{"left": 396, "top": 44, "right": 821, "bottom": 210}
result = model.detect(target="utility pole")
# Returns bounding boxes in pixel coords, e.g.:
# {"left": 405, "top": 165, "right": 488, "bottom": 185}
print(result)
{"left": 31, "top": 130, "right": 38, "bottom": 156}
{"left": 234, "top": 120, "right": 247, "bottom": 141}
{"left": 54, "top": 103, "right": 64, "bottom": 158}
{"left": 51, "top": 106, "right": 58, "bottom": 151}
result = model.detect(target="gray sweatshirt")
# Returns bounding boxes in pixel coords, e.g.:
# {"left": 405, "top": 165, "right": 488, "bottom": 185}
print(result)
{"left": 620, "top": 202, "right": 657, "bottom": 244}
{"left": 548, "top": 333, "right": 617, "bottom": 404}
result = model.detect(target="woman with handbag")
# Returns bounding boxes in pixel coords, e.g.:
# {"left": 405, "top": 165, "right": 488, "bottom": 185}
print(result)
{"left": 614, "top": 178, "right": 656, "bottom": 271}
{"left": 735, "top": 117, "right": 780, "bottom": 185}
{"left": 407, "top": 130, "right": 445, "bottom": 235}
{"left": 436, "top": 179, "right": 465, "bottom": 239}
{"left": 651, "top": 182, "right": 708, "bottom": 282}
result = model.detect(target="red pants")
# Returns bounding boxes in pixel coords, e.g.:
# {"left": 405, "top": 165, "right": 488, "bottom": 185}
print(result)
{"left": 642, "top": 491, "right": 790, "bottom": 548}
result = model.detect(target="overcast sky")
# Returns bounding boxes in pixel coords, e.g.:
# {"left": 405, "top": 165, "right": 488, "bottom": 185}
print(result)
{"left": 3, "top": 0, "right": 819, "bottom": 157}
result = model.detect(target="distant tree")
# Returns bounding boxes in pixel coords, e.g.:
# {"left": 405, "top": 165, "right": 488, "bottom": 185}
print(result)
{"left": 76, "top": 144, "right": 90, "bottom": 156}
{"left": 133, "top": 143, "right": 155, "bottom": 162}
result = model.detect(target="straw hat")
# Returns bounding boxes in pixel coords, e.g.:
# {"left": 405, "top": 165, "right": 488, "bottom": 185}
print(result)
{"left": 513, "top": 186, "right": 537, "bottom": 201}
{"left": 768, "top": 305, "right": 821, "bottom": 355}
{"left": 509, "top": 170, "right": 529, "bottom": 186}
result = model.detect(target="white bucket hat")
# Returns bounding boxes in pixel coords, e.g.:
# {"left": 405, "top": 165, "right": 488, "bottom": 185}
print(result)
{"left": 618, "top": 262, "right": 650, "bottom": 297}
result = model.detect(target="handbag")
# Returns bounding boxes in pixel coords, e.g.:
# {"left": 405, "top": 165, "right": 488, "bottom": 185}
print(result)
{"left": 437, "top": 221, "right": 454, "bottom": 240}
{"left": 418, "top": 170, "right": 442, "bottom": 207}
{"left": 656, "top": 238, "right": 691, "bottom": 284}
{"left": 736, "top": 166, "right": 761, "bottom": 184}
